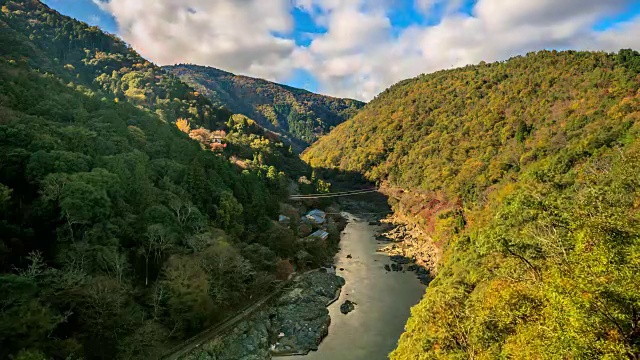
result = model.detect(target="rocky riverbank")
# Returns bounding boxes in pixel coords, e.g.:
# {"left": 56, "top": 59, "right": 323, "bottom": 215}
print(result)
{"left": 376, "top": 220, "right": 439, "bottom": 274}
{"left": 374, "top": 220, "right": 436, "bottom": 285}
{"left": 271, "top": 271, "right": 344, "bottom": 356}
{"left": 180, "top": 271, "right": 345, "bottom": 360}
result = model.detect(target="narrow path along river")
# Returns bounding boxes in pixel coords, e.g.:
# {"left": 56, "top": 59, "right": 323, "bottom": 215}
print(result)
{"left": 290, "top": 212, "right": 426, "bottom": 360}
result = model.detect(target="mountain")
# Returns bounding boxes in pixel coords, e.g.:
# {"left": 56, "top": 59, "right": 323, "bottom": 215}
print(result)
{"left": 0, "top": 0, "right": 315, "bottom": 177}
{"left": 0, "top": 0, "right": 236, "bottom": 131}
{"left": 165, "top": 64, "right": 365, "bottom": 148}
{"left": 303, "top": 50, "right": 640, "bottom": 358}
{"left": 0, "top": 1, "right": 337, "bottom": 359}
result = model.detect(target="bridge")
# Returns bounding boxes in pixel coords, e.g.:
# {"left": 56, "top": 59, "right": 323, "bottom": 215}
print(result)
{"left": 289, "top": 188, "right": 379, "bottom": 200}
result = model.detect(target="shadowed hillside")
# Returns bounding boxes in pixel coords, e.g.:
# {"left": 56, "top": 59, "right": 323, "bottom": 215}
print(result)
{"left": 0, "top": 1, "right": 340, "bottom": 359}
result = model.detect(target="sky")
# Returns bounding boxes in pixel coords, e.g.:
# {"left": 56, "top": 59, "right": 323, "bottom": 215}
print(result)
{"left": 43, "top": 0, "right": 640, "bottom": 101}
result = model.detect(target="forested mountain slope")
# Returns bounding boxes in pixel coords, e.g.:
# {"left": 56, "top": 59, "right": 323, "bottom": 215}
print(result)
{"left": 303, "top": 50, "right": 640, "bottom": 358}
{"left": 0, "top": 0, "right": 313, "bottom": 177}
{"left": 0, "top": 1, "right": 333, "bottom": 359}
{"left": 0, "top": 0, "right": 231, "bottom": 130}
{"left": 166, "top": 64, "right": 364, "bottom": 148}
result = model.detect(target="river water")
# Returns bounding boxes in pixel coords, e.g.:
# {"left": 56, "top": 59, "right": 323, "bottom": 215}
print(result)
{"left": 290, "top": 213, "right": 426, "bottom": 360}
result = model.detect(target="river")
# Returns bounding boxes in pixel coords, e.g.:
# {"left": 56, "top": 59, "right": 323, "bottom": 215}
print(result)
{"left": 290, "top": 212, "right": 426, "bottom": 360}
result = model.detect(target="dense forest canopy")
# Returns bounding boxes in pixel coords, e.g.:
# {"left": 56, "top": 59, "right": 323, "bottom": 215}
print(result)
{"left": 0, "top": 0, "right": 231, "bottom": 130}
{"left": 0, "top": 1, "right": 339, "bottom": 359}
{"left": 304, "top": 50, "right": 640, "bottom": 358}
{"left": 166, "top": 64, "right": 364, "bottom": 149}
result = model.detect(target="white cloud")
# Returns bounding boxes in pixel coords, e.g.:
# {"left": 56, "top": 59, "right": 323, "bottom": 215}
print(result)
{"left": 95, "top": 0, "right": 296, "bottom": 81}
{"left": 584, "top": 15, "right": 640, "bottom": 51}
{"left": 474, "top": 0, "right": 629, "bottom": 29}
{"left": 296, "top": 0, "right": 640, "bottom": 100}
{"left": 97, "top": 0, "right": 640, "bottom": 101}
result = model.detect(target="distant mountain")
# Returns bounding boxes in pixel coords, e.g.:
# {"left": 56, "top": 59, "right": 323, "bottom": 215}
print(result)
{"left": 304, "top": 50, "right": 640, "bottom": 358}
{"left": 165, "top": 64, "right": 365, "bottom": 148}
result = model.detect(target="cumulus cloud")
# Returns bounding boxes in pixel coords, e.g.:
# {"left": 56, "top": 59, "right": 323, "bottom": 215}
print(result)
{"left": 584, "top": 15, "right": 640, "bottom": 51}
{"left": 95, "top": 0, "right": 296, "bottom": 81}
{"left": 296, "top": 0, "right": 640, "bottom": 100}
{"left": 474, "top": 0, "right": 630, "bottom": 29}
{"left": 97, "top": 0, "right": 640, "bottom": 101}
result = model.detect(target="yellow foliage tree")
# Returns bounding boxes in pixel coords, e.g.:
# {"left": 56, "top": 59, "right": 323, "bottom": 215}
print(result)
{"left": 176, "top": 118, "right": 191, "bottom": 134}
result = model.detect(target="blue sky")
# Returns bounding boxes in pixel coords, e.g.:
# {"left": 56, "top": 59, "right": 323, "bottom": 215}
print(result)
{"left": 43, "top": 0, "right": 640, "bottom": 100}
{"left": 43, "top": 0, "right": 116, "bottom": 32}
{"left": 44, "top": 0, "right": 479, "bottom": 46}
{"left": 593, "top": 2, "right": 640, "bottom": 30}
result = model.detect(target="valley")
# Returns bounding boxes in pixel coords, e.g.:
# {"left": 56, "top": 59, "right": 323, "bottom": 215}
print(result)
{"left": 287, "top": 212, "right": 427, "bottom": 360}
{"left": 173, "top": 195, "right": 430, "bottom": 360}
{"left": 1, "top": 1, "right": 640, "bottom": 360}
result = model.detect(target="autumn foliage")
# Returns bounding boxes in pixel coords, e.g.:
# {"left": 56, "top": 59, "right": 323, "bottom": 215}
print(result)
{"left": 166, "top": 64, "right": 364, "bottom": 148}
{"left": 176, "top": 117, "right": 191, "bottom": 133}
{"left": 0, "top": 2, "right": 317, "bottom": 359}
{"left": 304, "top": 50, "right": 640, "bottom": 359}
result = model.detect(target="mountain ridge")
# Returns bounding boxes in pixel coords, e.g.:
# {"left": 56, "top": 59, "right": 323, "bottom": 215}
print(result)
{"left": 166, "top": 63, "right": 365, "bottom": 149}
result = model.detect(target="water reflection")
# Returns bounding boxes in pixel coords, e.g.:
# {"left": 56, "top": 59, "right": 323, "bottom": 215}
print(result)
{"left": 289, "top": 213, "right": 426, "bottom": 360}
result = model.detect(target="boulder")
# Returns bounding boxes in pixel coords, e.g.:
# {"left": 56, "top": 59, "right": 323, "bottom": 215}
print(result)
{"left": 271, "top": 272, "right": 345, "bottom": 355}
{"left": 418, "top": 275, "right": 431, "bottom": 285}
{"left": 340, "top": 300, "right": 357, "bottom": 315}
{"left": 390, "top": 255, "right": 412, "bottom": 264}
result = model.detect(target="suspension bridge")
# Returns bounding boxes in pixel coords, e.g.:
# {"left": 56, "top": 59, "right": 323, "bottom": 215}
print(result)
{"left": 289, "top": 188, "right": 379, "bottom": 200}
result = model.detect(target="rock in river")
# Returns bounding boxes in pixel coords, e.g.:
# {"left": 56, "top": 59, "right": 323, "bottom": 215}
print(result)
{"left": 390, "top": 255, "right": 412, "bottom": 264}
{"left": 271, "top": 272, "right": 345, "bottom": 356}
{"left": 340, "top": 300, "right": 357, "bottom": 315}
{"left": 181, "top": 310, "right": 272, "bottom": 360}
{"left": 181, "top": 271, "right": 345, "bottom": 360}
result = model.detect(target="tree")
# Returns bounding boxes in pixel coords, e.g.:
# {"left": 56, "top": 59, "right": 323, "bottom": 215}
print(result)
{"left": 241, "top": 243, "right": 277, "bottom": 272}
{"left": 199, "top": 240, "right": 253, "bottom": 304}
{"left": 0, "top": 183, "right": 12, "bottom": 212}
{"left": 215, "top": 191, "right": 243, "bottom": 234}
{"left": 176, "top": 118, "right": 191, "bottom": 134}
{"left": 0, "top": 272, "right": 62, "bottom": 358}
{"left": 141, "top": 224, "right": 174, "bottom": 286}
{"left": 162, "top": 255, "right": 214, "bottom": 334}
